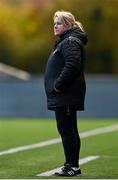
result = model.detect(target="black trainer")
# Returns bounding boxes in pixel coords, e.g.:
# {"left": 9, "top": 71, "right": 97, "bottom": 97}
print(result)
{"left": 55, "top": 163, "right": 81, "bottom": 177}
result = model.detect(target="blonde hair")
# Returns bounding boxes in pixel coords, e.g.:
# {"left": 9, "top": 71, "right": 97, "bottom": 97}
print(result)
{"left": 54, "top": 10, "right": 84, "bottom": 32}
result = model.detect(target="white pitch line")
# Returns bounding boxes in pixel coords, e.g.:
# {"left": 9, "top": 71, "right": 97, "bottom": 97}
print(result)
{"left": 0, "top": 138, "right": 61, "bottom": 156}
{"left": 80, "top": 123, "right": 118, "bottom": 138}
{"left": 0, "top": 124, "right": 118, "bottom": 156}
{"left": 37, "top": 156, "right": 99, "bottom": 177}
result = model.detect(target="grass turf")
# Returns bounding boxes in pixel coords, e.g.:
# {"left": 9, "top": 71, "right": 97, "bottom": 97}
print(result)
{"left": 0, "top": 118, "right": 118, "bottom": 178}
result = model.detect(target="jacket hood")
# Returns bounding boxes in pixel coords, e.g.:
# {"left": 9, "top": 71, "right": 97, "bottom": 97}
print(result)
{"left": 60, "top": 27, "right": 88, "bottom": 46}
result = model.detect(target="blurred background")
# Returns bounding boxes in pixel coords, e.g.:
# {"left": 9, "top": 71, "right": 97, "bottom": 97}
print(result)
{"left": 0, "top": 0, "right": 118, "bottom": 118}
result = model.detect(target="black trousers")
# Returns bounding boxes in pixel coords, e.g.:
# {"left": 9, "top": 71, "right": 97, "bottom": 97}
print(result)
{"left": 54, "top": 107, "right": 80, "bottom": 167}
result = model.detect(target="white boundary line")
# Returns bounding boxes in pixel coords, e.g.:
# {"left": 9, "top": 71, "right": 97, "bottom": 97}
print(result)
{"left": 0, "top": 124, "right": 118, "bottom": 156}
{"left": 37, "top": 156, "right": 100, "bottom": 177}
{"left": 0, "top": 138, "right": 61, "bottom": 156}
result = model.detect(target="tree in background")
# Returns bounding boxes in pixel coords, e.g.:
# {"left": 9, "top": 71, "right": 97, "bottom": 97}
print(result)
{"left": 0, "top": 0, "right": 118, "bottom": 74}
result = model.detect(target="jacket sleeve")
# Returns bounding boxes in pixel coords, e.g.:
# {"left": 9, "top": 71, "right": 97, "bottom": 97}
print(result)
{"left": 54, "top": 38, "right": 83, "bottom": 92}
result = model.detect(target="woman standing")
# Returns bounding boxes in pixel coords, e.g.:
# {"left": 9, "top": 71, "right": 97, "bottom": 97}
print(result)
{"left": 44, "top": 10, "right": 87, "bottom": 177}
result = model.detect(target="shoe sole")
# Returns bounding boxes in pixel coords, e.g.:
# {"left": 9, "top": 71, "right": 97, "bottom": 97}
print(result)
{"left": 55, "top": 173, "right": 81, "bottom": 177}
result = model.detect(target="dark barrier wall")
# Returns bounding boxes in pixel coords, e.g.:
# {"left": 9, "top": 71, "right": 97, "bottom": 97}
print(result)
{"left": 0, "top": 75, "right": 118, "bottom": 118}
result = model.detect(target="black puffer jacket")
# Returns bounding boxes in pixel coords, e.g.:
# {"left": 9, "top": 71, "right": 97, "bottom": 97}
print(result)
{"left": 44, "top": 27, "right": 88, "bottom": 110}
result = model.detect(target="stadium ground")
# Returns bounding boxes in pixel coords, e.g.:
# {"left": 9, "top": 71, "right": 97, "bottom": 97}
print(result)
{"left": 0, "top": 118, "right": 118, "bottom": 179}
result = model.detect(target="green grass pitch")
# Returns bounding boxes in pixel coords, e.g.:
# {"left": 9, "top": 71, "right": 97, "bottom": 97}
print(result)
{"left": 0, "top": 118, "right": 118, "bottom": 179}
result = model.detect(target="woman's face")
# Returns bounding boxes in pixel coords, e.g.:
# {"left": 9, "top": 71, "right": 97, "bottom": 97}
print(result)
{"left": 54, "top": 17, "right": 70, "bottom": 37}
